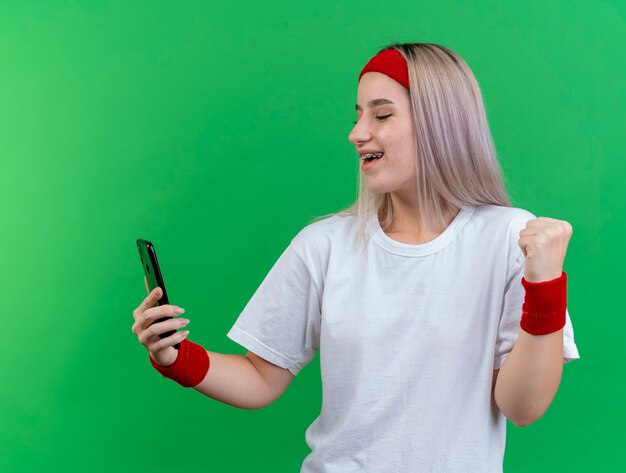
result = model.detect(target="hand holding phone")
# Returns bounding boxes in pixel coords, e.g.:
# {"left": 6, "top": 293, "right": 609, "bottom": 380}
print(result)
{"left": 135, "top": 239, "right": 183, "bottom": 351}
{"left": 132, "top": 284, "right": 190, "bottom": 366}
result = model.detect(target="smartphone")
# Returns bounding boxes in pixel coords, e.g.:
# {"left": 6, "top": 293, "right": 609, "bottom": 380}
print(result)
{"left": 136, "top": 238, "right": 180, "bottom": 350}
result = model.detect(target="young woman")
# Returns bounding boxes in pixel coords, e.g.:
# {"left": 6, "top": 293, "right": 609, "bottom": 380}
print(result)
{"left": 132, "top": 42, "right": 580, "bottom": 472}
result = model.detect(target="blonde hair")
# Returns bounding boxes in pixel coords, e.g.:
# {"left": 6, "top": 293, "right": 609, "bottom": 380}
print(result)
{"left": 309, "top": 42, "right": 512, "bottom": 253}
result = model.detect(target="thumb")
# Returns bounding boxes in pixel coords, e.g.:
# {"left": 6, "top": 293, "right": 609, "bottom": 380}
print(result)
{"left": 144, "top": 276, "right": 150, "bottom": 294}
{"left": 518, "top": 236, "right": 528, "bottom": 258}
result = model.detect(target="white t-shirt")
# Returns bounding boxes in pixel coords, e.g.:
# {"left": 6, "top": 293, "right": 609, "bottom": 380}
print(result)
{"left": 227, "top": 204, "right": 580, "bottom": 472}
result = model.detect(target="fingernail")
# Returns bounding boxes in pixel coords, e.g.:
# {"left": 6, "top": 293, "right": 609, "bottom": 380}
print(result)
{"left": 173, "top": 307, "right": 185, "bottom": 315}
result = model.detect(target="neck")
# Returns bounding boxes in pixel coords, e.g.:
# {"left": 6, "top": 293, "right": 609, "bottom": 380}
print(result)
{"left": 383, "top": 194, "right": 460, "bottom": 239}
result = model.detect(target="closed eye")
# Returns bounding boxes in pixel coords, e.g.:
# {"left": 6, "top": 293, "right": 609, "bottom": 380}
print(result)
{"left": 352, "top": 114, "right": 392, "bottom": 125}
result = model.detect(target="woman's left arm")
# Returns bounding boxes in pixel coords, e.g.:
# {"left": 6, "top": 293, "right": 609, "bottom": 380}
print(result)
{"left": 494, "top": 216, "right": 573, "bottom": 427}
{"left": 494, "top": 328, "right": 563, "bottom": 427}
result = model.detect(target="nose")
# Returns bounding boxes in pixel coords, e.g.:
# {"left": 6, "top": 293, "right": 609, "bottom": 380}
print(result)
{"left": 348, "top": 119, "right": 371, "bottom": 146}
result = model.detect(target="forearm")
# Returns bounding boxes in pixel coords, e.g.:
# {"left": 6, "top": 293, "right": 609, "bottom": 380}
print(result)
{"left": 192, "top": 351, "right": 272, "bottom": 410}
{"left": 494, "top": 329, "right": 564, "bottom": 427}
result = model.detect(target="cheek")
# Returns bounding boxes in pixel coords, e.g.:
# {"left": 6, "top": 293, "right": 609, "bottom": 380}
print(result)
{"left": 388, "top": 129, "right": 416, "bottom": 160}
{"left": 402, "top": 132, "right": 418, "bottom": 160}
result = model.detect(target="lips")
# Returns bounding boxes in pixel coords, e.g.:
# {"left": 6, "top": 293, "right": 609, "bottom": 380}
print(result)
{"left": 361, "top": 153, "right": 383, "bottom": 171}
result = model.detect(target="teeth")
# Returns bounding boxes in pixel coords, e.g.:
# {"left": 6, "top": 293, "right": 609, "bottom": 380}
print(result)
{"left": 360, "top": 152, "right": 384, "bottom": 160}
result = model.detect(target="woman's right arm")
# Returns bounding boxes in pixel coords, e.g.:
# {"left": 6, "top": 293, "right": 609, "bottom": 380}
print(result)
{"left": 132, "top": 278, "right": 294, "bottom": 410}
{"left": 192, "top": 350, "right": 294, "bottom": 410}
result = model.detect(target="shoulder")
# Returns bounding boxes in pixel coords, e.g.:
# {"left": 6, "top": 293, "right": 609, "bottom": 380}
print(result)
{"left": 470, "top": 205, "right": 538, "bottom": 267}
{"left": 471, "top": 204, "right": 537, "bottom": 234}
{"left": 289, "top": 214, "right": 355, "bottom": 263}
{"left": 292, "top": 214, "right": 355, "bottom": 245}
{"left": 473, "top": 205, "right": 539, "bottom": 273}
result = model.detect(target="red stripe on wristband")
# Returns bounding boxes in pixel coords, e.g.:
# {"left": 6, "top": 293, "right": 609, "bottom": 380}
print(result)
{"left": 520, "top": 271, "right": 567, "bottom": 335}
{"left": 149, "top": 339, "right": 210, "bottom": 387}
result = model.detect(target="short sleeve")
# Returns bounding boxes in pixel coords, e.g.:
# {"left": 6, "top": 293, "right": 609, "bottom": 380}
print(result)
{"left": 493, "top": 229, "right": 581, "bottom": 370}
{"left": 226, "top": 240, "right": 321, "bottom": 376}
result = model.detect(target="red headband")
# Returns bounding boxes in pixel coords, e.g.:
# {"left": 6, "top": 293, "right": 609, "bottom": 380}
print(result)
{"left": 358, "top": 48, "right": 410, "bottom": 90}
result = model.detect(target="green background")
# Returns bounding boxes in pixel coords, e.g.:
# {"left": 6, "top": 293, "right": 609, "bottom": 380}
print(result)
{"left": 1, "top": 1, "right": 624, "bottom": 471}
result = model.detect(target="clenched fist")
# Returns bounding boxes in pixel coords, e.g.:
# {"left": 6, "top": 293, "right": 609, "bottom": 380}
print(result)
{"left": 518, "top": 216, "right": 573, "bottom": 283}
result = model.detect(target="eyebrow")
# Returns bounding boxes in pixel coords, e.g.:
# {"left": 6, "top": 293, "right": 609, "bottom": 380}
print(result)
{"left": 355, "top": 98, "right": 395, "bottom": 111}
